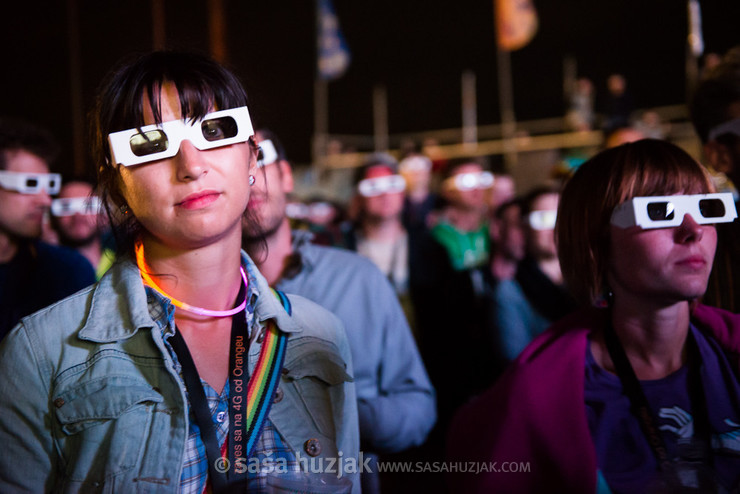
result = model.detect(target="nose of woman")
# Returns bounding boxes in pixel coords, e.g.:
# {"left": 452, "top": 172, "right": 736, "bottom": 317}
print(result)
{"left": 174, "top": 140, "right": 209, "bottom": 182}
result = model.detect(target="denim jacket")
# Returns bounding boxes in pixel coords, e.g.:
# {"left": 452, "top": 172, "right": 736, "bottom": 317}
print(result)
{"left": 0, "top": 253, "right": 360, "bottom": 493}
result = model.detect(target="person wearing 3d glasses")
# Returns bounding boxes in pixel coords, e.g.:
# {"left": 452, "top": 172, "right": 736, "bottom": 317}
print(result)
{"left": 0, "top": 51, "right": 359, "bottom": 493}
{"left": 0, "top": 118, "right": 95, "bottom": 340}
{"left": 50, "top": 178, "right": 116, "bottom": 280}
{"left": 431, "top": 159, "right": 494, "bottom": 272}
{"left": 448, "top": 139, "right": 740, "bottom": 493}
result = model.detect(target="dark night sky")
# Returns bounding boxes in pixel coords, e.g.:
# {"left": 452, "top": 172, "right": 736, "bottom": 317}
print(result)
{"left": 2, "top": 0, "right": 739, "bottom": 172}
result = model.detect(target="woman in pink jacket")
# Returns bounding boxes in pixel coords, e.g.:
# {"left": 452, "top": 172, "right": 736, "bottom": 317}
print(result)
{"left": 448, "top": 139, "right": 740, "bottom": 493}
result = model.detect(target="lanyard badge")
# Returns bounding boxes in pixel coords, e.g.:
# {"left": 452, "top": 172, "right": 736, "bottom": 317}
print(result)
{"left": 108, "top": 106, "right": 254, "bottom": 167}
{"left": 611, "top": 193, "right": 737, "bottom": 229}
{"left": 0, "top": 170, "right": 61, "bottom": 195}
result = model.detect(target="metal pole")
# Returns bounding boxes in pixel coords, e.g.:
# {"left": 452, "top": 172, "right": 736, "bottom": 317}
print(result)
{"left": 208, "top": 0, "right": 227, "bottom": 63}
{"left": 66, "top": 0, "right": 85, "bottom": 176}
{"left": 373, "top": 84, "right": 389, "bottom": 152}
{"left": 461, "top": 70, "right": 478, "bottom": 150}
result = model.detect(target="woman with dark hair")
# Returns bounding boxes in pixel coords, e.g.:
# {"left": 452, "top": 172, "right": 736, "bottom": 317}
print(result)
{"left": 0, "top": 51, "right": 359, "bottom": 493}
{"left": 448, "top": 139, "right": 740, "bottom": 493}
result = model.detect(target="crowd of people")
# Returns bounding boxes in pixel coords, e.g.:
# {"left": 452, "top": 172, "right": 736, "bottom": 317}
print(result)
{"left": 0, "top": 45, "right": 738, "bottom": 493}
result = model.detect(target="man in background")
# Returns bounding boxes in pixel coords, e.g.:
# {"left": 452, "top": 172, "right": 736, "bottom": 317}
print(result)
{"left": 50, "top": 178, "right": 114, "bottom": 280}
{"left": 242, "top": 130, "right": 436, "bottom": 494}
{"left": 0, "top": 118, "right": 95, "bottom": 339}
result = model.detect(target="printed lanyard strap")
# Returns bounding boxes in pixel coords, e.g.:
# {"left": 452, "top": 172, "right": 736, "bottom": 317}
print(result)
{"left": 603, "top": 317, "right": 711, "bottom": 474}
{"left": 170, "top": 287, "right": 290, "bottom": 493}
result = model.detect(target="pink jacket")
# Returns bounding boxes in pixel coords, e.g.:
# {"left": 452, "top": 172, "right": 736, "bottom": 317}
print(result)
{"left": 447, "top": 305, "right": 740, "bottom": 494}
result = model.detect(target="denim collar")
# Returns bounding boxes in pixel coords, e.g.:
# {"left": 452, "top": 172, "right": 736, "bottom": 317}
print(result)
{"left": 79, "top": 251, "right": 302, "bottom": 343}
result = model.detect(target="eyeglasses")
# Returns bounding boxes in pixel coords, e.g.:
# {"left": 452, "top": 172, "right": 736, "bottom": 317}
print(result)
{"left": 357, "top": 175, "right": 406, "bottom": 197}
{"left": 257, "top": 139, "right": 278, "bottom": 168}
{"left": 708, "top": 117, "right": 740, "bottom": 141}
{"left": 0, "top": 170, "right": 61, "bottom": 194}
{"left": 528, "top": 210, "right": 557, "bottom": 230}
{"left": 444, "top": 171, "right": 494, "bottom": 191}
{"left": 108, "top": 106, "right": 254, "bottom": 166}
{"left": 611, "top": 193, "right": 737, "bottom": 229}
{"left": 51, "top": 197, "right": 102, "bottom": 217}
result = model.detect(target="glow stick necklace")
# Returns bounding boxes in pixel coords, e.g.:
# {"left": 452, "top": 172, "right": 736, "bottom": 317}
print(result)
{"left": 135, "top": 241, "right": 248, "bottom": 317}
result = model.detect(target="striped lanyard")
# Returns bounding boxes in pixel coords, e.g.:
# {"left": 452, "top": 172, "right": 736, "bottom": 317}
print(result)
{"left": 169, "top": 287, "right": 290, "bottom": 493}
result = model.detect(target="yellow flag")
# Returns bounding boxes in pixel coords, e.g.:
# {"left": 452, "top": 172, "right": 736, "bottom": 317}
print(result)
{"left": 496, "top": 0, "right": 538, "bottom": 51}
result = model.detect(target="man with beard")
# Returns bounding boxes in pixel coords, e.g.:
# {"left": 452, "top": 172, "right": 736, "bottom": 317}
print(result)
{"left": 243, "top": 130, "right": 435, "bottom": 494}
{"left": 0, "top": 119, "right": 95, "bottom": 339}
{"left": 50, "top": 179, "right": 115, "bottom": 279}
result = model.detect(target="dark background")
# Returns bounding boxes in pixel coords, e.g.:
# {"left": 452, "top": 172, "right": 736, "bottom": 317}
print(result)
{"left": 2, "top": 0, "right": 739, "bottom": 172}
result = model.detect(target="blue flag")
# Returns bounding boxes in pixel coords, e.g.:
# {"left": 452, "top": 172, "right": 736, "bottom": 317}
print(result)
{"left": 317, "top": 0, "right": 350, "bottom": 80}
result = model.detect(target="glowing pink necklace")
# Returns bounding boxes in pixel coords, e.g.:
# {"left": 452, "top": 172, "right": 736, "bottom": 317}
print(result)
{"left": 135, "top": 241, "right": 248, "bottom": 317}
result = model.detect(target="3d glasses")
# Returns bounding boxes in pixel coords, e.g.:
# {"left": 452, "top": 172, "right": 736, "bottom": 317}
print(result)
{"left": 708, "top": 117, "right": 740, "bottom": 141}
{"left": 0, "top": 170, "right": 61, "bottom": 194}
{"left": 51, "top": 197, "right": 102, "bottom": 217}
{"left": 257, "top": 139, "right": 278, "bottom": 168}
{"left": 610, "top": 193, "right": 737, "bottom": 229}
{"left": 528, "top": 210, "right": 557, "bottom": 231}
{"left": 357, "top": 175, "right": 406, "bottom": 197}
{"left": 444, "top": 171, "right": 494, "bottom": 191}
{"left": 108, "top": 106, "right": 254, "bottom": 166}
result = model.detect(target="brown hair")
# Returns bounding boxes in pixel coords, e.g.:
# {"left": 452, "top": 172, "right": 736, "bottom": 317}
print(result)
{"left": 555, "top": 139, "right": 715, "bottom": 306}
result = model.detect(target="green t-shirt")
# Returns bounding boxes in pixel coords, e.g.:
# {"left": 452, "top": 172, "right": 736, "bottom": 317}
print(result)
{"left": 431, "top": 222, "right": 490, "bottom": 271}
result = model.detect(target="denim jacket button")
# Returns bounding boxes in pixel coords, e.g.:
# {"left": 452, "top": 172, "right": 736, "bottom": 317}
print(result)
{"left": 304, "top": 438, "right": 321, "bottom": 457}
{"left": 53, "top": 398, "right": 65, "bottom": 408}
{"left": 273, "top": 387, "right": 283, "bottom": 403}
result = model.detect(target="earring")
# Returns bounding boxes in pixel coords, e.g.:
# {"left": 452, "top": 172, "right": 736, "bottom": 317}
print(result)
{"left": 119, "top": 203, "right": 130, "bottom": 215}
{"left": 249, "top": 175, "right": 256, "bottom": 186}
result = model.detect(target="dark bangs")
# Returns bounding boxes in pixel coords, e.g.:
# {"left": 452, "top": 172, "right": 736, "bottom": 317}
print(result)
{"left": 93, "top": 50, "right": 248, "bottom": 167}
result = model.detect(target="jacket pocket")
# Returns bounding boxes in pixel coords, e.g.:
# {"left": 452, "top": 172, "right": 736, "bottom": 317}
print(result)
{"left": 283, "top": 344, "right": 352, "bottom": 440}
{"left": 53, "top": 375, "right": 163, "bottom": 483}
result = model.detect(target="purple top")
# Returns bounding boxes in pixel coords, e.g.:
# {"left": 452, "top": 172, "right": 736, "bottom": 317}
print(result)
{"left": 585, "top": 325, "right": 740, "bottom": 492}
{"left": 447, "top": 306, "right": 740, "bottom": 494}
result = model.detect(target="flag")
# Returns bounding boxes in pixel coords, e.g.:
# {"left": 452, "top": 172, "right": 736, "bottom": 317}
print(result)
{"left": 687, "top": 0, "right": 704, "bottom": 57}
{"left": 495, "top": 0, "right": 538, "bottom": 51}
{"left": 317, "top": 0, "right": 351, "bottom": 80}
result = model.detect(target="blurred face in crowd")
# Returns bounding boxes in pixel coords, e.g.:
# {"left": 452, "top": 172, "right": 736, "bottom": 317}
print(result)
{"left": 526, "top": 192, "right": 559, "bottom": 260}
{"left": 443, "top": 163, "right": 491, "bottom": 211}
{"left": 399, "top": 155, "right": 432, "bottom": 197}
{"left": 0, "top": 149, "right": 52, "bottom": 241}
{"left": 494, "top": 202, "right": 526, "bottom": 262}
{"left": 359, "top": 165, "right": 405, "bottom": 222}
{"left": 53, "top": 181, "right": 100, "bottom": 246}
{"left": 243, "top": 132, "right": 294, "bottom": 240}
{"left": 488, "top": 174, "right": 515, "bottom": 212}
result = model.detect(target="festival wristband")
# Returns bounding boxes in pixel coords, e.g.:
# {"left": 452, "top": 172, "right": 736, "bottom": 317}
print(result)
{"left": 108, "top": 106, "right": 254, "bottom": 166}
{"left": 0, "top": 170, "right": 61, "bottom": 194}
{"left": 610, "top": 193, "right": 737, "bottom": 229}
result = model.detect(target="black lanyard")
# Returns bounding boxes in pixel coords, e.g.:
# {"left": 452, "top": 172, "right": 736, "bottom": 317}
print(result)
{"left": 603, "top": 317, "right": 712, "bottom": 475}
{"left": 169, "top": 285, "right": 249, "bottom": 493}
